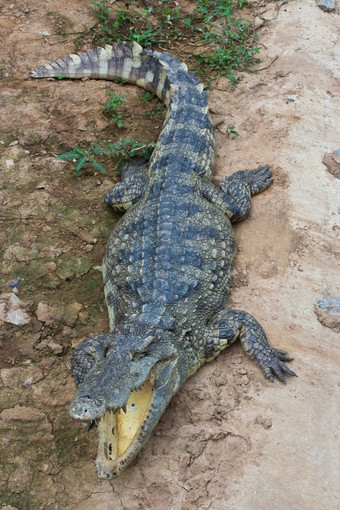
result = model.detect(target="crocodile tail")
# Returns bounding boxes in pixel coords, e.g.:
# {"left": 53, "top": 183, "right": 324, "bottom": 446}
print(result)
{"left": 31, "top": 42, "right": 205, "bottom": 107}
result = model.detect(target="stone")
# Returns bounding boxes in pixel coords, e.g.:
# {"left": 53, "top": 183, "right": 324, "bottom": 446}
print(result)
{"left": 64, "top": 302, "right": 83, "bottom": 327}
{"left": 322, "top": 150, "right": 340, "bottom": 178}
{"left": 36, "top": 302, "right": 64, "bottom": 325}
{"left": 0, "top": 405, "right": 53, "bottom": 441}
{"left": 315, "top": 0, "right": 337, "bottom": 11}
{"left": 0, "top": 293, "right": 30, "bottom": 326}
{"left": 46, "top": 340, "right": 64, "bottom": 354}
{"left": 56, "top": 256, "right": 92, "bottom": 280}
{"left": 314, "top": 297, "right": 340, "bottom": 330}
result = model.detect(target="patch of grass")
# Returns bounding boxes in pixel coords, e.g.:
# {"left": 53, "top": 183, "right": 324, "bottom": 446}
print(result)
{"left": 146, "top": 104, "right": 166, "bottom": 120}
{"left": 58, "top": 138, "right": 155, "bottom": 176}
{"left": 88, "top": 0, "right": 261, "bottom": 85}
{"left": 0, "top": 66, "right": 5, "bottom": 78}
{"left": 90, "top": 138, "right": 155, "bottom": 174}
{"left": 103, "top": 91, "right": 126, "bottom": 127}
{"left": 140, "top": 91, "right": 156, "bottom": 103}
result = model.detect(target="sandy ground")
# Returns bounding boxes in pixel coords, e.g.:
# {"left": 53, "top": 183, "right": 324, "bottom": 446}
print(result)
{"left": 0, "top": 1, "right": 339, "bottom": 509}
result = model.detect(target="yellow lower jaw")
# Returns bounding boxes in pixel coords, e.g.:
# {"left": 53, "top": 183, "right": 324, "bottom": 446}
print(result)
{"left": 100, "top": 377, "right": 154, "bottom": 461}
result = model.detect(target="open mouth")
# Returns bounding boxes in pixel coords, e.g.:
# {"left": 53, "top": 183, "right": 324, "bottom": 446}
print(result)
{"left": 96, "top": 373, "right": 155, "bottom": 478}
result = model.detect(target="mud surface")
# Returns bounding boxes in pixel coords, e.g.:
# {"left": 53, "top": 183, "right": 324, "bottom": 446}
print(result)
{"left": 1, "top": 1, "right": 339, "bottom": 509}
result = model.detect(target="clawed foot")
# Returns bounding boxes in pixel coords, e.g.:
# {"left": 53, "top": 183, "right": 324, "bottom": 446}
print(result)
{"left": 254, "top": 347, "right": 297, "bottom": 383}
{"left": 247, "top": 165, "right": 273, "bottom": 196}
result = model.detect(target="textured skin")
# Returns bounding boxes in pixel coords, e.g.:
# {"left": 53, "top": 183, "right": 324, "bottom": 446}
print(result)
{"left": 31, "top": 43, "right": 296, "bottom": 478}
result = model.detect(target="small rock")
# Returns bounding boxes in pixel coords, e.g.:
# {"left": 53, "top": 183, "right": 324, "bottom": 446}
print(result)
{"left": 78, "top": 231, "right": 98, "bottom": 244}
{"left": 46, "top": 341, "right": 64, "bottom": 355}
{"left": 44, "top": 261, "right": 57, "bottom": 273}
{"left": 8, "top": 277, "right": 21, "bottom": 289}
{"left": 78, "top": 310, "right": 89, "bottom": 324}
{"left": 0, "top": 405, "right": 53, "bottom": 441}
{"left": 36, "top": 302, "right": 64, "bottom": 326}
{"left": 5, "top": 159, "right": 14, "bottom": 169}
{"left": 314, "top": 297, "right": 340, "bottom": 330}
{"left": 0, "top": 293, "right": 30, "bottom": 326}
{"left": 64, "top": 302, "right": 83, "bottom": 327}
{"left": 36, "top": 181, "right": 48, "bottom": 189}
{"left": 255, "top": 415, "right": 273, "bottom": 429}
{"left": 323, "top": 150, "right": 340, "bottom": 178}
{"left": 315, "top": 0, "right": 337, "bottom": 11}
{"left": 56, "top": 256, "right": 92, "bottom": 280}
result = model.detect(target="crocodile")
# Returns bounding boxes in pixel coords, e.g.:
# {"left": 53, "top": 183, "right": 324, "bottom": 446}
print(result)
{"left": 31, "top": 42, "right": 296, "bottom": 479}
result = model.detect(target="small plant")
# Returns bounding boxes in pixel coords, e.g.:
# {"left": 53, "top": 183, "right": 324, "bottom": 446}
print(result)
{"left": 146, "top": 105, "right": 166, "bottom": 120}
{"left": 0, "top": 66, "right": 4, "bottom": 78}
{"left": 225, "top": 124, "right": 239, "bottom": 137}
{"left": 140, "top": 91, "right": 155, "bottom": 103}
{"left": 90, "top": 138, "right": 155, "bottom": 174}
{"left": 57, "top": 146, "right": 107, "bottom": 176}
{"left": 56, "top": 73, "right": 67, "bottom": 80}
{"left": 57, "top": 139, "right": 155, "bottom": 176}
{"left": 103, "top": 92, "right": 126, "bottom": 128}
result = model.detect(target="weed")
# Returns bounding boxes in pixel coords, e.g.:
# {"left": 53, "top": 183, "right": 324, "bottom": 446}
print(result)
{"left": 225, "top": 124, "right": 239, "bottom": 137}
{"left": 146, "top": 105, "right": 166, "bottom": 120}
{"left": 90, "top": 138, "right": 155, "bottom": 174}
{"left": 140, "top": 91, "right": 156, "bottom": 103}
{"left": 0, "top": 66, "right": 4, "bottom": 78}
{"left": 88, "top": 1, "right": 261, "bottom": 85}
{"left": 103, "top": 92, "right": 126, "bottom": 128}
{"left": 57, "top": 146, "right": 107, "bottom": 176}
{"left": 58, "top": 139, "right": 155, "bottom": 176}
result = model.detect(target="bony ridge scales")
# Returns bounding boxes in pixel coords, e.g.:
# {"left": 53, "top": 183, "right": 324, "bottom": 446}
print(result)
{"left": 31, "top": 42, "right": 296, "bottom": 479}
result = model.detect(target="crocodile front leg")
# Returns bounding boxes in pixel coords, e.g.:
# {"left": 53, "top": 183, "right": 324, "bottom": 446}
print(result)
{"left": 201, "top": 309, "right": 297, "bottom": 383}
{"left": 105, "top": 159, "right": 148, "bottom": 211}
{"left": 199, "top": 165, "right": 273, "bottom": 222}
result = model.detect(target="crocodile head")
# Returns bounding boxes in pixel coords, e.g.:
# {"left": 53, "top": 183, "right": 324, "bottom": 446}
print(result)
{"left": 69, "top": 324, "right": 181, "bottom": 478}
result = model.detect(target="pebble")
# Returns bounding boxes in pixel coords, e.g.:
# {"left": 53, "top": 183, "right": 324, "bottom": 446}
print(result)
{"left": 8, "top": 278, "right": 21, "bottom": 289}
{"left": 314, "top": 297, "right": 340, "bottom": 330}
{"left": 5, "top": 160, "right": 14, "bottom": 169}
{"left": 323, "top": 150, "right": 340, "bottom": 179}
{"left": 315, "top": 0, "right": 337, "bottom": 11}
{"left": 0, "top": 293, "right": 30, "bottom": 326}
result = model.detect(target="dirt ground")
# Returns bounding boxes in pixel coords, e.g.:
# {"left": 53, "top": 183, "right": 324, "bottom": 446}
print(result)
{"left": 1, "top": 0, "right": 339, "bottom": 509}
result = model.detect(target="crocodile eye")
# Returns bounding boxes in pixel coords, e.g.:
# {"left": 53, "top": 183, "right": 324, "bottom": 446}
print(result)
{"left": 129, "top": 350, "right": 145, "bottom": 362}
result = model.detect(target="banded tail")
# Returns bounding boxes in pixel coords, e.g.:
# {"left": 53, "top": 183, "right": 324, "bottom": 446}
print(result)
{"left": 31, "top": 43, "right": 215, "bottom": 179}
{"left": 31, "top": 42, "right": 205, "bottom": 105}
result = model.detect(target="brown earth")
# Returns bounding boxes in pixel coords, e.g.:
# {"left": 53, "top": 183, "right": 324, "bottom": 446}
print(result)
{"left": 0, "top": 1, "right": 339, "bottom": 509}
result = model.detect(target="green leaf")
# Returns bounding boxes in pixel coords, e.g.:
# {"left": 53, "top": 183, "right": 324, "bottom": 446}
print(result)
{"left": 75, "top": 156, "right": 87, "bottom": 174}
{"left": 90, "top": 159, "right": 107, "bottom": 173}
{"left": 57, "top": 151, "right": 81, "bottom": 160}
{"left": 73, "top": 146, "right": 87, "bottom": 156}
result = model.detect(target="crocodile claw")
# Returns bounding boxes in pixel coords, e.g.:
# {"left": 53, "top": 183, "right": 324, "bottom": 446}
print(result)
{"left": 255, "top": 347, "right": 297, "bottom": 384}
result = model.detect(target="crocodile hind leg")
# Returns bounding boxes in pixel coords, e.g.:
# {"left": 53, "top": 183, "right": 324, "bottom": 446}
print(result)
{"left": 202, "top": 309, "right": 297, "bottom": 383}
{"left": 198, "top": 165, "right": 273, "bottom": 222}
{"left": 105, "top": 159, "right": 148, "bottom": 211}
{"left": 71, "top": 333, "right": 114, "bottom": 385}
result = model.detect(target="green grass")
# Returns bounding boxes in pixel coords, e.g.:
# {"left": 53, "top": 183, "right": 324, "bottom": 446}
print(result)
{"left": 103, "top": 92, "right": 126, "bottom": 127}
{"left": 89, "top": 0, "right": 260, "bottom": 84}
{"left": 58, "top": 139, "right": 155, "bottom": 176}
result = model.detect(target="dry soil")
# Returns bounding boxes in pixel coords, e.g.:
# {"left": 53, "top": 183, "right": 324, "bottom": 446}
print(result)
{"left": 0, "top": 1, "right": 339, "bottom": 509}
